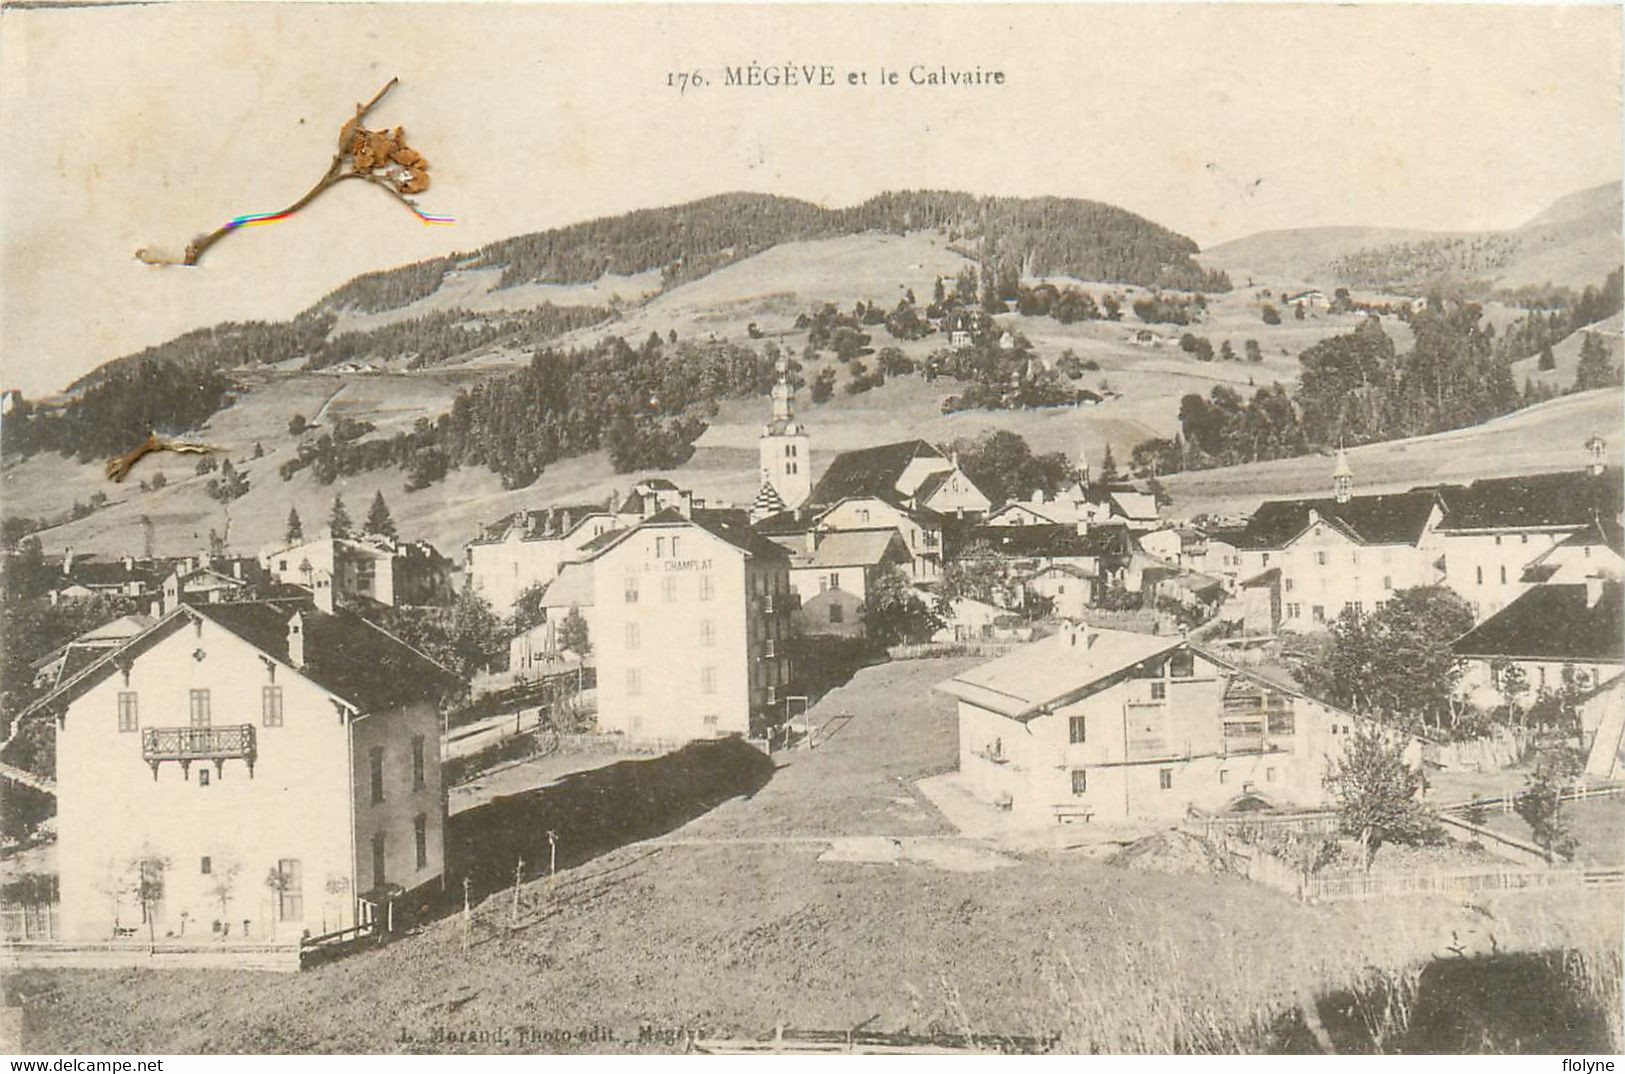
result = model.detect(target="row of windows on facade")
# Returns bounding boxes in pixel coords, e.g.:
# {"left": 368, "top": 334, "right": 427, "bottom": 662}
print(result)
{"left": 193, "top": 817, "right": 431, "bottom": 923}
{"left": 625, "top": 573, "right": 723, "bottom": 603}
{"left": 1283, "top": 599, "right": 1391, "bottom": 621}
{"left": 1282, "top": 574, "right": 1395, "bottom": 593}
{"left": 116, "top": 687, "right": 286, "bottom": 732}
{"left": 1067, "top": 765, "right": 1279, "bottom": 796}
{"left": 1062, "top": 710, "right": 1296, "bottom": 746}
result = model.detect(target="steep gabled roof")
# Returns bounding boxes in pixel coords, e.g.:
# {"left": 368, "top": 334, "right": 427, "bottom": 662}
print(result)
{"left": 1451, "top": 582, "right": 1624, "bottom": 663}
{"left": 935, "top": 627, "right": 1184, "bottom": 719}
{"left": 468, "top": 503, "right": 610, "bottom": 546}
{"left": 802, "top": 528, "right": 910, "bottom": 569}
{"left": 809, "top": 439, "right": 943, "bottom": 506}
{"left": 1435, "top": 469, "right": 1623, "bottom": 532}
{"left": 539, "top": 561, "right": 596, "bottom": 609}
{"left": 1237, "top": 491, "right": 1439, "bottom": 549}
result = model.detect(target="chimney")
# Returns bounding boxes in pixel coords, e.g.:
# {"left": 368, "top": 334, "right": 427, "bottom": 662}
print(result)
{"left": 121, "top": 554, "right": 135, "bottom": 571}
{"left": 287, "top": 611, "right": 306, "bottom": 668}
{"left": 231, "top": 560, "right": 242, "bottom": 579}
{"left": 1306, "top": 508, "right": 1320, "bottom": 527}
{"left": 804, "top": 528, "right": 818, "bottom": 557}
{"left": 559, "top": 509, "right": 572, "bottom": 534}
{"left": 62, "top": 547, "right": 75, "bottom": 575}
{"left": 1586, "top": 573, "right": 1604, "bottom": 609}
{"left": 1033, "top": 489, "right": 1046, "bottom": 505}
{"left": 313, "top": 576, "right": 335, "bottom": 614}
{"left": 679, "top": 489, "right": 694, "bottom": 519}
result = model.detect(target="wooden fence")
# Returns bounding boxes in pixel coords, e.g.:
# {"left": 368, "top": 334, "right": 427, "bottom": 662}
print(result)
{"left": 1218, "top": 844, "right": 1620, "bottom": 903}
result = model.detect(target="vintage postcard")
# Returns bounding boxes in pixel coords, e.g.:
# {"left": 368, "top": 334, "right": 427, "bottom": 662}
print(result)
{"left": 0, "top": 0, "right": 1621, "bottom": 1060}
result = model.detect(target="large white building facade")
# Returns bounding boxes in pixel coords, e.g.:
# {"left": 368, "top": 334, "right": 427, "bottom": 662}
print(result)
{"left": 34, "top": 597, "right": 460, "bottom": 943}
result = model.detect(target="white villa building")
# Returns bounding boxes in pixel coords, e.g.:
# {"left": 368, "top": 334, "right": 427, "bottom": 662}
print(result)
{"left": 32, "top": 592, "right": 460, "bottom": 944}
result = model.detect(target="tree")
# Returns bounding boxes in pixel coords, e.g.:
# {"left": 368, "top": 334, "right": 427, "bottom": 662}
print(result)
{"left": 288, "top": 414, "right": 308, "bottom": 436}
{"left": 810, "top": 367, "right": 837, "bottom": 404}
{"left": 1514, "top": 765, "right": 1578, "bottom": 862}
{"left": 1323, "top": 725, "right": 1439, "bottom": 868}
{"left": 450, "top": 588, "right": 506, "bottom": 674}
{"left": 1574, "top": 332, "right": 1621, "bottom": 391}
{"left": 253, "top": 442, "right": 265, "bottom": 459}
{"left": 557, "top": 604, "right": 591, "bottom": 655}
{"left": 512, "top": 583, "right": 551, "bottom": 634}
{"left": 1537, "top": 344, "right": 1556, "bottom": 371}
{"left": 285, "top": 506, "right": 304, "bottom": 544}
{"left": 1261, "top": 304, "right": 1282, "bottom": 325}
{"left": 864, "top": 565, "right": 942, "bottom": 647}
{"left": 1220, "top": 340, "right": 1236, "bottom": 362}
{"left": 264, "top": 865, "right": 293, "bottom": 940}
{"left": 148, "top": 471, "right": 168, "bottom": 491}
{"left": 1099, "top": 444, "right": 1118, "bottom": 483}
{"left": 938, "top": 557, "right": 1006, "bottom": 606}
{"left": 952, "top": 429, "right": 1074, "bottom": 504}
{"left": 1245, "top": 339, "right": 1263, "bottom": 363}
{"left": 329, "top": 494, "right": 352, "bottom": 539}
{"left": 364, "top": 490, "right": 397, "bottom": 539}
{"left": 129, "top": 853, "right": 169, "bottom": 944}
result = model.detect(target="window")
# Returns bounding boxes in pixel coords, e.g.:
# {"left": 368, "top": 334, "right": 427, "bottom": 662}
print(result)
{"left": 198, "top": 768, "right": 211, "bottom": 787}
{"left": 412, "top": 735, "right": 426, "bottom": 791}
{"left": 1169, "top": 651, "right": 1194, "bottom": 678}
{"left": 703, "top": 714, "right": 719, "bottom": 733}
{"left": 1383, "top": 575, "right": 1392, "bottom": 591}
{"left": 1286, "top": 602, "right": 1300, "bottom": 619}
{"left": 189, "top": 689, "right": 211, "bottom": 728}
{"left": 655, "top": 536, "right": 666, "bottom": 557}
{"left": 1261, "top": 553, "right": 1271, "bottom": 566}
{"left": 1494, "top": 535, "right": 1502, "bottom": 546}
{"left": 698, "top": 575, "right": 714, "bottom": 601}
{"left": 1476, "top": 566, "right": 1484, "bottom": 585}
{"left": 1266, "top": 767, "right": 1277, "bottom": 783}
{"left": 699, "top": 619, "right": 716, "bottom": 647}
{"left": 369, "top": 746, "right": 385, "bottom": 804}
{"left": 1315, "top": 551, "right": 1328, "bottom": 566}
{"left": 1267, "top": 712, "right": 1296, "bottom": 736}
{"left": 671, "top": 536, "right": 681, "bottom": 558}
{"left": 702, "top": 666, "right": 718, "bottom": 694}
{"left": 626, "top": 668, "right": 642, "bottom": 696}
{"left": 1499, "top": 566, "right": 1507, "bottom": 584}
{"left": 371, "top": 834, "right": 386, "bottom": 889}
{"left": 1069, "top": 716, "right": 1087, "bottom": 744}
{"left": 1071, "top": 769, "right": 1087, "bottom": 795}
{"left": 1159, "top": 769, "right": 1173, "bottom": 790}
{"left": 1284, "top": 577, "right": 1295, "bottom": 593}
{"left": 414, "top": 814, "right": 428, "bottom": 870}
{"left": 1150, "top": 682, "right": 1166, "bottom": 701}
{"left": 829, "top": 604, "right": 844, "bottom": 624}
{"left": 1219, "top": 770, "right": 1229, "bottom": 785}
{"left": 828, "top": 572, "right": 841, "bottom": 590}
{"left": 856, "top": 509, "right": 870, "bottom": 523}
{"left": 1350, "top": 601, "right": 1363, "bottom": 615}
{"left": 117, "top": 691, "right": 138, "bottom": 733}
{"left": 663, "top": 576, "right": 678, "bottom": 603}
{"left": 624, "top": 576, "right": 640, "bottom": 603}
{"left": 276, "top": 859, "right": 303, "bottom": 921}
{"left": 1311, "top": 605, "right": 1325, "bottom": 623}
{"left": 625, "top": 622, "right": 641, "bottom": 649}
{"left": 261, "top": 686, "right": 283, "bottom": 727}
{"left": 1521, "top": 534, "right": 1529, "bottom": 545}
{"left": 201, "top": 856, "right": 212, "bottom": 875}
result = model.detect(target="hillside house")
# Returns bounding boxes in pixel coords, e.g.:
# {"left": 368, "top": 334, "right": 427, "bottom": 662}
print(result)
{"left": 46, "top": 551, "right": 161, "bottom": 605}
{"left": 1022, "top": 563, "right": 1097, "bottom": 619}
{"left": 30, "top": 614, "right": 158, "bottom": 691}
{"left": 264, "top": 534, "right": 453, "bottom": 610}
{"left": 788, "top": 528, "right": 912, "bottom": 639}
{"left": 31, "top": 593, "right": 461, "bottom": 943}
{"left": 937, "top": 627, "right": 1375, "bottom": 826}
{"left": 1451, "top": 577, "right": 1623, "bottom": 708}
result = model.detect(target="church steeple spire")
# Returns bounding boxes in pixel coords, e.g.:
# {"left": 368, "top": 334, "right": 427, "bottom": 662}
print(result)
{"left": 1332, "top": 442, "right": 1354, "bottom": 504}
{"left": 759, "top": 354, "right": 811, "bottom": 512}
{"left": 771, "top": 355, "right": 793, "bottom": 425}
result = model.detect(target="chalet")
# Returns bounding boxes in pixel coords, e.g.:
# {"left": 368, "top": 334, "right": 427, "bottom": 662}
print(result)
{"left": 30, "top": 593, "right": 462, "bottom": 943}
{"left": 962, "top": 523, "right": 1135, "bottom": 593}
{"left": 937, "top": 627, "right": 1376, "bottom": 826}
{"left": 1023, "top": 563, "right": 1097, "bottom": 619}
{"left": 788, "top": 528, "right": 912, "bottom": 639}
{"left": 932, "top": 597, "right": 1031, "bottom": 644}
{"left": 46, "top": 551, "right": 161, "bottom": 604}
{"left": 30, "top": 613, "right": 157, "bottom": 691}
{"left": 264, "top": 534, "right": 454, "bottom": 610}
{"left": 1284, "top": 289, "right": 1329, "bottom": 312}
{"left": 1451, "top": 577, "right": 1623, "bottom": 708}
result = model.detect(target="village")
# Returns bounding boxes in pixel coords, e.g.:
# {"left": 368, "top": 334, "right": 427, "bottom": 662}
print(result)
{"left": 0, "top": 332, "right": 1621, "bottom": 1052}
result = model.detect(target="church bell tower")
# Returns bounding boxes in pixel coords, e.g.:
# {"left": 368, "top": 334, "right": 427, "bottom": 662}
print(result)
{"left": 758, "top": 357, "right": 811, "bottom": 512}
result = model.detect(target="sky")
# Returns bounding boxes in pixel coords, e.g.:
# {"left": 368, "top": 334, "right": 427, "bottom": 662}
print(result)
{"left": 1, "top": 2, "right": 1620, "bottom": 397}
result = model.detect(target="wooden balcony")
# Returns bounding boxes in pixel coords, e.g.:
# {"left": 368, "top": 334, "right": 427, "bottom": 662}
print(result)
{"left": 142, "top": 725, "right": 257, "bottom": 780}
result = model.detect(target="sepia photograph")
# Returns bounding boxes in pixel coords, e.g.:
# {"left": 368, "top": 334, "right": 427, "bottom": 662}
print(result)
{"left": 0, "top": 0, "right": 1621, "bottom": 1059}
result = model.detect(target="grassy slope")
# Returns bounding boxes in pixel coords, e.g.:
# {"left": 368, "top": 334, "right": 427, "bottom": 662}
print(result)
{"left": 10, "top": 655, "right": 1619, "bottom": 1053}
{"left": 1509, "top": 312, "right": 1625, "bottom": 390}
{"left": 1158, "top": 388, "right": 1625, "bottom": 519}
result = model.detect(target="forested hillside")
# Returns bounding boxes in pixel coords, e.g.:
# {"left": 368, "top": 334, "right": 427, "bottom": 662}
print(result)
{"left": 312, "top": 191, "right": 1229, "bottom": 315}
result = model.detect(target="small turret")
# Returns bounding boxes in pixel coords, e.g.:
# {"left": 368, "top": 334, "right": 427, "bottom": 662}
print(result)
{"left": 1332, "top": 445, "right": 1354, "bottom": 504}
{"left": 1586, "top": 432, "right": 1607, "bottom": 477}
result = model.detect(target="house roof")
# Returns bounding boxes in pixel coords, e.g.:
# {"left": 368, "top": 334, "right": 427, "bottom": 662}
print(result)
{"left": 1451, "top": 582, "right": 1624, "bottom": 663}
{"left": 577, "top": 509, "right": 791, "bottom": 563}
{"left": 1110, "top": 491, "right": 1159, "bottom": 521}
{"left": 25, "top": 599, "right": 464, "bottom": 720}
{"left": 967, "top": 523, "right": 1133, "bottom": 560}
{"left": 539, "top": 561, "right": 596, "bottom": 609}
{"left": 1434, "top": 469, "right": 1622, "bottom": 532}
{"left": 469, "top": 504, "right": 608, "bottom": 546}
{"left": 1241, "top": 566, "right": 1281, "bottom": 588}
{"left": 1237, "top": 490, "right": 1439, "bottom": 549}
{"left": 936, "top": 626, "right": 1184, "bottom": 719}
{"left": 802, "top": 528, "right": 909, "bottom": 569}
{"left": 59, "top": 559, "right": 159, "bottom": 588}
{"left": 809, "top": 439, "right": 944, "bottom": 506}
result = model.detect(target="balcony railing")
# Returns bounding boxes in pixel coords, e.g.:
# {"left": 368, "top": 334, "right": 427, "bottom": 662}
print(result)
{"left": 142, "top": 724, "right": 257, "bottom": 780}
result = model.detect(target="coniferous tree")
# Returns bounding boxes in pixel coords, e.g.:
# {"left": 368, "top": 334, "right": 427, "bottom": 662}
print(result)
{"left": 1574, "top": 332, "right": 1621, "bottom": 391}
{"left": 364, "top": 490, "right": 397, "bottom": 539}
{"left": 285, "top": 507, "right": 303, "bottom": 544}
{"left": 329, "top": 494, "right": 352, "bottom": 539}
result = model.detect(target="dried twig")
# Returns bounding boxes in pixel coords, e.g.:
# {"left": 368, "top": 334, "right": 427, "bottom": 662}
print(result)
{"left": 136, "top": 78, "right": 435, "bottom": 267}
{"left": 106, "top": 432, "right": 215, "bottom": 483}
